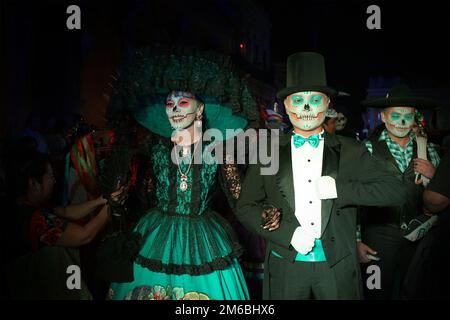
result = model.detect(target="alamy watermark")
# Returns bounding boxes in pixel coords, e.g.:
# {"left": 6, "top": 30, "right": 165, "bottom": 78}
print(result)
{"left": 366, "top": 5, "right": 381, "bottom": 30}
{"left": 366, "top": 265, "right": 381, "bottom": 290}
{"left": 170, "top": 128, "right": 280, "bottom": 175}
{"left": 67, "top": 5, "right": 381, "bottom": 31}
{"left": 66, "top": 265, "right": 81, "bottom": 290}
{"left": 66, "top": 5, "right": 81, "bottom": 30}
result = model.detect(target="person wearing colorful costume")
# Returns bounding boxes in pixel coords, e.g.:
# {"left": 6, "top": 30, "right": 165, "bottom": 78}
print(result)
{"left": 236, "top": 52, "right": 408, "bottom": 299}
{"left": 358, "top": 84, "right": 440, "bottom": 299}
{"left": 5, "top": 152, "right": 110, "bottom": 299}
{"left": 102, "top": 47, "right": 257, "bottom": 300}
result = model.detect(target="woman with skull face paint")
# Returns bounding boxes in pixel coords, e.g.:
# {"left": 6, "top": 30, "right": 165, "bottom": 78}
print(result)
{"left": 359, "top": 84, "right": 440, "bottom": 300}
{"left": 101, "top": 47, "right": 257, "bottom": 300}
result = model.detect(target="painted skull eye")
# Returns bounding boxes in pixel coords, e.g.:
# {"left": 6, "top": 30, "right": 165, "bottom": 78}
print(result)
{"left": 309, "top": 94, "right": 323, "bottom": 106}
{"left": 165, "top": 100, "right": 175, "bottom": 108}
{"left": 292, "top": 96, "right": 304, "bottom": 105}
{"left": 178, "top": 98, "right": 191, "bottom": 107}
{"left": 404, "top": 113, "right": 414, "bottom": 122}
{"left": 390, "top": 112, "right": 401, "bottom": 121}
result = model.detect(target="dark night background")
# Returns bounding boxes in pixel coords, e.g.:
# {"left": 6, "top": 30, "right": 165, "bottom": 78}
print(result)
{"left": 1, "top": 0, "right": 450, "bottom": 303}
{"left": 2, "top": 0, "right": 450, "bottom": 135}
{"left": 268, "top": 0, "right": 450, "bottom": 90}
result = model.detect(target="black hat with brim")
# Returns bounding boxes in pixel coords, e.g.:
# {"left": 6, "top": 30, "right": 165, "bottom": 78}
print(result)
{"left": 276, "top": 52, "right": 338, "bottom": 101}
{"left": 361, "top": 84, "right": 439, "bottom": 109}
{"left": 277, "top": 85, "right": 338, "bottom": 101}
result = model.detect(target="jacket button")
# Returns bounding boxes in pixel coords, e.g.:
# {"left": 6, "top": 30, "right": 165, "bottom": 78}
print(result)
{"left": 336, "top": 210, "right": 341, "bottom": 216}
{"left": 330, "top": 237, "right": 335, "bottom": 242}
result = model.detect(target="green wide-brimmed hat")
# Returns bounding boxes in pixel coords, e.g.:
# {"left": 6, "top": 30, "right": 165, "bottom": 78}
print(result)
{"left": 133, "top": 96, "right": 248, "bottom": 139}
{"left": 107, "top": 46, "right": 257, "bottom": 140}
{"left": 361, "top": 84, "right": 439, "bottom": 109}
{"left": 277, "top": 52, "right": 337, "bottom": 100}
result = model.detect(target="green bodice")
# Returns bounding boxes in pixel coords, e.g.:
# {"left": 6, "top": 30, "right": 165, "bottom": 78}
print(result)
{"left": 130, "top": 139, "right": 243, "bottom": 275}
{"left": 151, "top": 140, "right": 219, "bottom": 216}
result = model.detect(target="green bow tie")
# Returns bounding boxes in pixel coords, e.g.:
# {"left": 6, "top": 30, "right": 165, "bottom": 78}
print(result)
{"left": 293, "top": 133, "right": 321, "bottom": 148}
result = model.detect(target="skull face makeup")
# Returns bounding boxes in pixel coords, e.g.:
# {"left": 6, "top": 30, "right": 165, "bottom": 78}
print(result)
{"left": 285, "top": 91, "right": 330, "bottom": 131}
{"left": 335, "top": 112, "right": 347, "bottom": 131}
{"left": 165, "top": 91, "right": 203, "bottom": 130}
{"left": 381, "top": 106, "right": 416, "bottom": 138}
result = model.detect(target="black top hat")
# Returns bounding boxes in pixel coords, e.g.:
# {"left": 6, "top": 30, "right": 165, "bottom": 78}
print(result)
{"left": 361, "top": 84, "right": 438, "bottom": 109}
{"left": 277, "top": 52, "right": 337, "bottom": 100}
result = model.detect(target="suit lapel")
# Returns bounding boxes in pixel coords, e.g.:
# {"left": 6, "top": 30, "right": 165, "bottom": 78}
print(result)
{"left": 321, "top": 132, "right": 341, "bottom": 235}
{"left": 276, "top": 133, "right": 295, "bottom": 212}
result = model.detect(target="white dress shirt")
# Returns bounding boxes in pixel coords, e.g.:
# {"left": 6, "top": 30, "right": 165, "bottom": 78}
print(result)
{"left": 291, "top": 131, "right": 325, "bottom": 239}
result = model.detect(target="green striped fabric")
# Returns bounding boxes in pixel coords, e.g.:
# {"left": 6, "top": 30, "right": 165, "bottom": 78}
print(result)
{"left": 364, "top": 129, "right": 440, "bottom": 173}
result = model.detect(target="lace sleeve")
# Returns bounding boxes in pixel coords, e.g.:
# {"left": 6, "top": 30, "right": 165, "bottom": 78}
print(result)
{"left": 218, "top": 148, "right": 249, "bottom": 213}
{"left": 221, "top": 155, "right": 242, "bottom": 200}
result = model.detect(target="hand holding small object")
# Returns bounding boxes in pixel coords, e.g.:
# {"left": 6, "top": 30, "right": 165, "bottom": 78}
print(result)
{"left": 357, "top": 241, "right": 378, "bottom": 263}
{"left": 110, "top": 180, "right": 129, "bottom": 205}
{"left": 261, "top": 206, "right": 281, "bottom": 231}
{"left": 414, "top": 158, "right": 436, "bottom": 180}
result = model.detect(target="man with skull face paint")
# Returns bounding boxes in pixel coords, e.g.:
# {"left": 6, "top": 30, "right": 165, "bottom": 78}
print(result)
{"left": 358, "top": 84, "right": 440, "bottom": 300}
{"left": 334, "top": 111, "right": 358, "bottom": 139}
{"left": 335, "top": 112, "right": 347, "bottom": 132}
{"left": 237, "top": 52, "right": 407, "bottom": 299}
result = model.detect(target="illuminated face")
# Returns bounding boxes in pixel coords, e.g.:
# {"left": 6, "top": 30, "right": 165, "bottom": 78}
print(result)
{"left": 381, "top": 106, "right": 416, "bottom": 138}
{"left": 165, "top": 91, "right": 202, "bottom": 130}
{"left": 285, "top": 91, "right": 329, "bottom": 131}
{"left": 335, "top": 112, "right": 347, "bottom": 131}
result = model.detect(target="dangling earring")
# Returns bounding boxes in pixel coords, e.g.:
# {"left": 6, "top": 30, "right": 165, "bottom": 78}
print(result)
{"left": 195, "top": 113, "right": 203, "bottom": 128}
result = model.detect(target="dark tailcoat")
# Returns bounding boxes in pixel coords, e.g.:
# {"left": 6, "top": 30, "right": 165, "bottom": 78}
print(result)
{"left": 236, "top": 131, "right": 407, "bottom": 299}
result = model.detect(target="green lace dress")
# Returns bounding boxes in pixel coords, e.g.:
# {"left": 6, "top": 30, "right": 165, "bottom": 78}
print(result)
{"left": 109, "top": 140, "right": 249, "bottom": 300}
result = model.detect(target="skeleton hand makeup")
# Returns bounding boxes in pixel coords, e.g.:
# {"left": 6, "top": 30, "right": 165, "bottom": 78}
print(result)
{"left": 165, "top": 91, "right": 203, "bottom": 130}
{"left": 381, "top": 106, "right": 416, "bottom": 138}
{"left": 285, "top": 91, "right": 330, "bottom": 131}
{"left": 335, "top": 112, "right": 347, "bottom": 131}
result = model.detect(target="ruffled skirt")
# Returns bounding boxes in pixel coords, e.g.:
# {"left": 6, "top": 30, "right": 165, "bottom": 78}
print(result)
{"left": 109, "top": 208, "right": 249, "bottom": 300}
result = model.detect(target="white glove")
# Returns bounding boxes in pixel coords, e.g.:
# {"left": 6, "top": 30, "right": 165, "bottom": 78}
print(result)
{"left": 291, "top": 226, "right": 316, "bottom": 255}
{"left": 316, "top": 176, "right": 338, "bottom": 200}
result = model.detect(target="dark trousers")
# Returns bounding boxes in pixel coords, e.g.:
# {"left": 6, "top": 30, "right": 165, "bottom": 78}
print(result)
{"left": 267, "top": 254, "right": 338, "bottom": 300}
{"left": 362, "top": 224, "right": 418, "bottom": 300}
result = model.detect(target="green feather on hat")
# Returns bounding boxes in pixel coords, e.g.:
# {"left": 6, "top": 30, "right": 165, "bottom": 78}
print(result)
{"left": 107, "top": 46, "right": 258, "bottom": 140}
